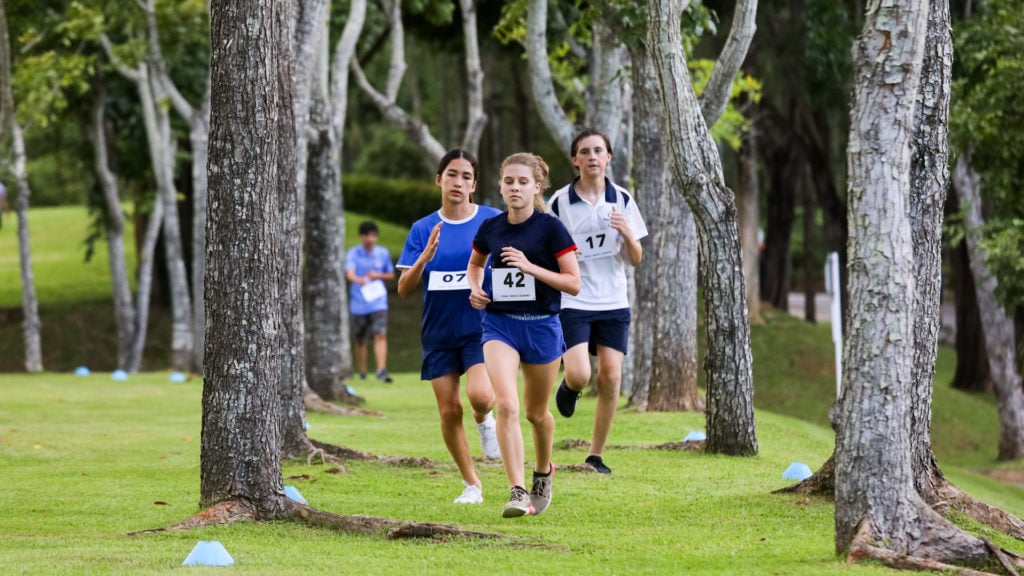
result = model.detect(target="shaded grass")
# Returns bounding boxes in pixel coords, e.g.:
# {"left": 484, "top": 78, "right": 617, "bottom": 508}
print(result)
{"left": 8, "top": 371, "right": 1021, "bottom": 575}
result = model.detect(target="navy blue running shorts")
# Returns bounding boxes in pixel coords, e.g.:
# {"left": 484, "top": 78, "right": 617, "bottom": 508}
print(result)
{"left": 559, "top": 308, "right": 631, "bottom": 356}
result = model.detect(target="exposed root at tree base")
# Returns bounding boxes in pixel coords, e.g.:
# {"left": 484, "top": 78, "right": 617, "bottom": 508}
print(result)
{"left": 129, "top": 498, "right": 510, "bottom": 541}
{"left": 929, "top": 478, "right": 1024, "bottom": 542}
{"left": 554, "top": 438, "right": 705, "bottom": 453}
{"left": 304, "top": 391, "right": 381, "bottom": 416}
{"left": 772, "top": 453, "right": 835, "bottom": 495}
{"left": 309, "top": 438, "right": 437, "bottom": 467}
{"left": 846, "top": 518, "right": 1024, "bottom": 576}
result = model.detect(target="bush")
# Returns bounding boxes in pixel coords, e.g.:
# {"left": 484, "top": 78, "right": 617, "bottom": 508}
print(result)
{"left": 342, "top": 174, "right": 439, "bottom": 228}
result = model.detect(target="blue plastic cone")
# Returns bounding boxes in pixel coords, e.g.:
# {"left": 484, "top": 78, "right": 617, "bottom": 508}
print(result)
{"left": 111, "top": 369, "right": 128, "bottom": 381}
{"left": 782, "top": 462, "right": 814, "bottom": 480}
{"left": 284, "top": 485, "right": 307, "bottom": 504}
{"left": 169, "top": 372, "right": 187, "bottom": 383}
{"left": 682, "top": 430, "right": 707, "bottom": 442}
{"left": 74, "top": 366, "right": 90, "bottom": 377}
{"left": 182, "top": 540, "right": 234, "bottom": 566}
{"left": 346, "top": 385, "right": 357, "bottom": 396}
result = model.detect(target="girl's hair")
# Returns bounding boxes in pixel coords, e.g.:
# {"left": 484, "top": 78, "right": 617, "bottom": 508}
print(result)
{"left": 436, "top": 149, "right": 479, "bottom": 180}
{"left": 500, "top": 152, "right": 550, "bottom": 212}
{"left": 570, "top": 128, "right": 613, "bottom": 157}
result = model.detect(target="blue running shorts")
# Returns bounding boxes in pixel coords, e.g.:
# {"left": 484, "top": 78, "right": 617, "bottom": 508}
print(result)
{"left": 559, "top": 308, "right": 631, "bottom": 356}
{"left": 481, "top": 312, "right": 565, "bottom": 365}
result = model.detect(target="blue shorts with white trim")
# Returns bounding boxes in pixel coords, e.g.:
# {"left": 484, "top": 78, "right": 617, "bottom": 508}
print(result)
{"left": 481, "top": 312, "right": 565, "bottom": 365}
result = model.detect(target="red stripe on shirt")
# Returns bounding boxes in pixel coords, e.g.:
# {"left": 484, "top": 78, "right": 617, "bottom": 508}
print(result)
{"left": 555, "top": 245, "right": 578, "bottom": 259}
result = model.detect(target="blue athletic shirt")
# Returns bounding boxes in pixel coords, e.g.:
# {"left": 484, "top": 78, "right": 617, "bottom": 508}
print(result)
{"left": 471, "top": 210, "right": 576, "bottom": 316}
{"left": 344, "top": 244, "right": 394, "bottom": 315}
{"left": 397, "top": 205, "right": 502, "bottom": 350}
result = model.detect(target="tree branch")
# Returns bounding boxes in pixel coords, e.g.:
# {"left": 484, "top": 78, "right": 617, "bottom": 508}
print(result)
{"left": 699, "top": 0, "right": 757, "bottom": 127}
{"left": 525, "top": 0, "right": 575, "bottom": 155}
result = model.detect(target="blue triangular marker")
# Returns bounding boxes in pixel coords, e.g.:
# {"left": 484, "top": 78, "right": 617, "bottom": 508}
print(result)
{"left": 284, "top": 485, "right": 306, "bottom": 504}
{"left": 169, "top": 372, "right": 187, "bottom": 383}
{"left": 782, "top": 462, "right": 813, "bottom": 480}
{"left": 682, "top": 430, "right": 706, "bottom": 442}
{"left": 74, "top": 366, "right": 90, "bottom": 377}
{"left": 111, "top": 369, "right": 128, "bottom": 381}
{"left": 182, "top": 540, "right": 234, "bottom": 566}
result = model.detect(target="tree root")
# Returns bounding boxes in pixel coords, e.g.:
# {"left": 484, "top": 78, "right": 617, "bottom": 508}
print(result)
{"left": 303, "top": 390, "right": 381, "bottom": 416}
{"left": 772, "top": 453, "right": 835, "bottom": 495}
{"left": 553, "top": 438, "right": 705, "bottom": 453}
{"left": 928, "top": 477, "right": 1024, "bottom": 541}
{"left": 846, "top": 517, "right": 1023, "bottom": 576}
{"left": 129, "top": 498, "right": 507, "bottom": 541}
{"left": 308, "top": 438, "right": 437, "bottom": 467}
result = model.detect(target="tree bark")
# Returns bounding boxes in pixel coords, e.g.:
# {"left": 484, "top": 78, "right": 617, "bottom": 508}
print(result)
{"left": 953, "top": 153, "right": 1024, "bottom": 461}
{"left": 202, "top": 0, "right": 294, "bottom": 513}
{"left": 627, "top": 43, "right": 702, "bottom": 413}
{"left": 87, "top": 80, "right": 135, "bottom": 370}
{"left": 948, "top": 231, "right": 992, "bottom": 392}
{"left": 11, "top": 120, "right": 42, "bottom": 372}
{"left": 800, "top": 161, "right": 817, "bottom": 323}
{"left": 647, "top": 0, "right": 757, "bottom": 455}
{"left": 760, "top": 145, "right": 795, "bottom": 310}
{"left": 835, "top": 0, "right": 987, "bottom": 562}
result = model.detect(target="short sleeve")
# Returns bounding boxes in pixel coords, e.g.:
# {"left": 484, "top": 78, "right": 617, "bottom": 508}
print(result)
{"left": 344, "top": 247, "right": 357, "bottom": 271}
{"left": 472, "top": 219, "right": 492, "bottom": 256}
{"left": 397, "top": 224, "right": 426, "bottom": 269}
{"left": 547, "top": 215, "right": 577, "bottom": 259}
{"left": 380, "top": 248, "right": 395, "bottom": 273}
{"left": 625, "top": 196, "right": 649, "bottom": 242}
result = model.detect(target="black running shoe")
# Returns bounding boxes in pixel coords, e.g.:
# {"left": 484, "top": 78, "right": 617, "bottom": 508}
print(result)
{"left": 585, "top": 455, "right": 612, "bottom": 474}
{"left": 555, "top": 380, "right": 581, "bottom": 418}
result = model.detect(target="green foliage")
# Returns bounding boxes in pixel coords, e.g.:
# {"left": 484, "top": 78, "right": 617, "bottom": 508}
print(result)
{"left": 343, "top": 174, "right": 440, "bottom": 229}
{"left": 950, "top": 0, "right": 1024, "bottom": 310}
{"left": 11, "top": 50, "right": 93, "bottom": 128}
{"left": 688, "top": 60, "right": 763, "bottom": 150}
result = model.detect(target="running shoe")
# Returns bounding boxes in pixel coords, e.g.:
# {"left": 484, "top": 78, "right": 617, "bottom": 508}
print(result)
{"left": 453, "top": 481, "right": 483, "bottom": 504}
{"left": 555, "top": 379, "right": 581, "bottom": 418}
{"left": 502, "top": 485, "right": 533, "bottom": 518}
{"left": 477, "top": 413, "right": 501, "bottom": 460}
{"left": 376, "top": 369, "right": 393, "bottom": 383}
{"left": 529, "top": 464, "right": 554, "bottom": 515}
{"left": 585, "top": 455, "right": 612, "bottom": 474}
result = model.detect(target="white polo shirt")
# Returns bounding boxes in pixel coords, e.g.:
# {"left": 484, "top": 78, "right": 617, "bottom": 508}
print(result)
{"left": 549, "top": 178, "right": 649, "bottom": 311}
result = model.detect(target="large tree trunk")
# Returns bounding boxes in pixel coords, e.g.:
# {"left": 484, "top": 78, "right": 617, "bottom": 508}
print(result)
{"left": 835, "top": 0, "right": 988, "bottom": 563}
{"left": 11, "top": 121, "right": 42, "bottom": 372}
{"left": 737, "top": 115, "right": 762, "bottom": 324}
{"left": 88, "top": 81, "right": 136, "bottom": 370}
{"left": 202, "top": 0, "right": 294, "bottom": 513}
{"left": 954, "top": 153, "right": 1024, "bottom": 461}
{"left": 627, "top": 42, "right": 701, "bottom": 413}
{"left": 647, "top": 0, "right": 756, "bottom": 455}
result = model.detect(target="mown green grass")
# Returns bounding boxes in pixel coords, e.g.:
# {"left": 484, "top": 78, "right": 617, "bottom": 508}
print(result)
{"left": 4, "top": 371, "right": 1021, "bottom": 575}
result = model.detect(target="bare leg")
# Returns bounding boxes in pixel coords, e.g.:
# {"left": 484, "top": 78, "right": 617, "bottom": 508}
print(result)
{"left": 355, "top": 341, "right": 368, "bottom": 376}
{"left": 431, "top": 373, "right": 480, "bottom": 487}
{"left": 484, "top": 340, "right": 524, "bottom": 488}
{"left": 589, "top": 346, "right": 624, "bottom": 457}
{"left": 561, "top": 342, "right": 591, "bottom": 391}
{"left": 465, "top": 363, "right": 495, "bottom": 424}
{"left": 522, "top": 359, "right": 560, "bottom": 474}
{"left": 373, "top": 333, "right": 388, "bottom": 372}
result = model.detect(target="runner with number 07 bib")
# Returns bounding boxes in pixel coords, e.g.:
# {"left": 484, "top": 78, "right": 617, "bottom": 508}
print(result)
{"left": 468, "top": 152, "right": 580, "bottom": 519}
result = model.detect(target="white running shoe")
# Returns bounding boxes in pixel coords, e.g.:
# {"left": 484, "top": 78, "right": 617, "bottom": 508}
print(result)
{"left": 477, "top": 412, "right": 501, "bottom": 460}
{"left": 453, "top": 481, "right": 483, "bottom": 504}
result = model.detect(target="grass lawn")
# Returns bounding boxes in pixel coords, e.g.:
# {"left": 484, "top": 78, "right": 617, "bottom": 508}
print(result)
{"left": 4, "top": 370, "right": 1023, "bottom": 575}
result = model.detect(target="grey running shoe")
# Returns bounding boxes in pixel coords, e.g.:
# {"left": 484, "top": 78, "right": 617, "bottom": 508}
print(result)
{"left": 585, "top": 455, "right": 612, "bottom": 474}
{"left": 529, "top": 465, "right": 554, "bottom": 515}
{"left": 502, "top": 485, "right": 533, "bottom": 518}
{"left": 376, "top": 369, "right": 393, "bottom": 383}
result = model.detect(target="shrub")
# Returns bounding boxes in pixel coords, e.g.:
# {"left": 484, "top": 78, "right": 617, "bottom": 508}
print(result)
{"left": 342, "top": 174, "right": 439, "bottom": 228}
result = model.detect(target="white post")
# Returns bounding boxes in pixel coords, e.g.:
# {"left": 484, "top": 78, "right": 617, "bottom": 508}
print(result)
{"left": 825, "top": 251, "right": 843, "bottom": 398}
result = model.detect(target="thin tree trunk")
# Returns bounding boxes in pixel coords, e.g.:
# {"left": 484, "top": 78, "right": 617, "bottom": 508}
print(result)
{"left": 738, "top": 116, "right": 762, "bottom": 324}
{"left": 948, "top": 234, "right": 991, "bottom": 391}
{"left": 647, "top": 0, "right": 756, "bottom": 455}
{"left": 127, "top": 199, "right": 164, "bottom": 373}
{"left": 627, "top": 42, "right": 702, "bottom": 413}
{"left": 800, "top": 161, "right": 817, "bottom": 323}
{"left": 88, "top": 80, "right": 135, "bottom": 369}
{"left": 760, "top": 146, "right": 795, "bottom": 309}
{"left": 954, "top": 153, "right": 1024, "bottom": 461}
{"left": 11, "top": 120, "right": 42, "bottom": 372}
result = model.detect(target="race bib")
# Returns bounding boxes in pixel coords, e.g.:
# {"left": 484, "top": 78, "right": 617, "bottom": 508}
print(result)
{"left": 573, "top": 230, "right": 619, "bottom": 262}
{"left": 491, "top": 267, "right": 536, "bottom": 302}
{"left": 360, "top": 279, "right": 387, "bottom": 302}
{"left": 428, "top": 270, "right": 470, "bottom": 291}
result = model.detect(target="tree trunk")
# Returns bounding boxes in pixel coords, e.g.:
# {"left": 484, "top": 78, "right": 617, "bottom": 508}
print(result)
{"left": 202, "top": 0, "right": 294, "bottom": 513}
{"left": 11, "top": 120, "right": 42, "bottom": 372}
{"left": 737, "top": 115, "right": 762, "bottom": 324}
{"left": 304, "top": 21, "right": 352, "bottom": 402}
{"left": 948, "top": 234, "right": 991, "bottom": 392}
{"left": 835, "top": 0, "right": 987, "bottom": 562}
{"left": 127, "top": 200, "right": 164, "bottom": 373}
{"left": 188, "top": 96, "right": 210, "bottom": 375}
{"left": 647, "top": 0, "right": 756, "bottom": 455}
{"left": 627, "top": 42, "right": 702, "bottom": 413}
{"left": 954, "top": 153, "right": 1024, "bottom": 461}
{"left": 800, "top": 161, "right": 817, "bottom": 323}
{"left": 760, "top": 146, "right": 795, "bottom": 310}
{"left": 88, "top": 80, "right": 136, "bottom": 370}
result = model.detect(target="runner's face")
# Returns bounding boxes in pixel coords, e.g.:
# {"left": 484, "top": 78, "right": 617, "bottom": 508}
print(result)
{"left": 499, "top": 164, "right": 540, "bottom": 210}
{"left": 435, "top": 158, "right": 477, "bottom": 204}
{"left": 572, "top": 135, "right": 611, "bottom": 178}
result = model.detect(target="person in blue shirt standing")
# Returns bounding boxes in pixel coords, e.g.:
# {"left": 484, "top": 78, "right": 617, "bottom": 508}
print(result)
{"left": 468, "top": 152, "right": 580, "bottom": 518}
{"left": 345, "top": 220, "right": 396, "bottom": 382}
{"left": 396, "top": 149, "right": 503, "bottom": 505}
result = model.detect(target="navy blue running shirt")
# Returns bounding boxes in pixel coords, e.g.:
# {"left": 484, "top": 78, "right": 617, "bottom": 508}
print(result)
{"left": 472, "top": 211, "right": 576, "bottom": 315}
{"left": 397, "top": 205, "right": 502, "bottom": 350}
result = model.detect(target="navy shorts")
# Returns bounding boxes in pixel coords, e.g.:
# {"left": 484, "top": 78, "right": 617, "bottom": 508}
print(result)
{"left": 351, "top": 310, "right": 388, "bottom": 343}
{"left": 481, "top": 312, "right": 565, "bottom": 365}
{"left": 421, "top": 338, "right": 485, "bottom": 381}
{"left": 559, "top": 308, "right": 631, "bottom": 356}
